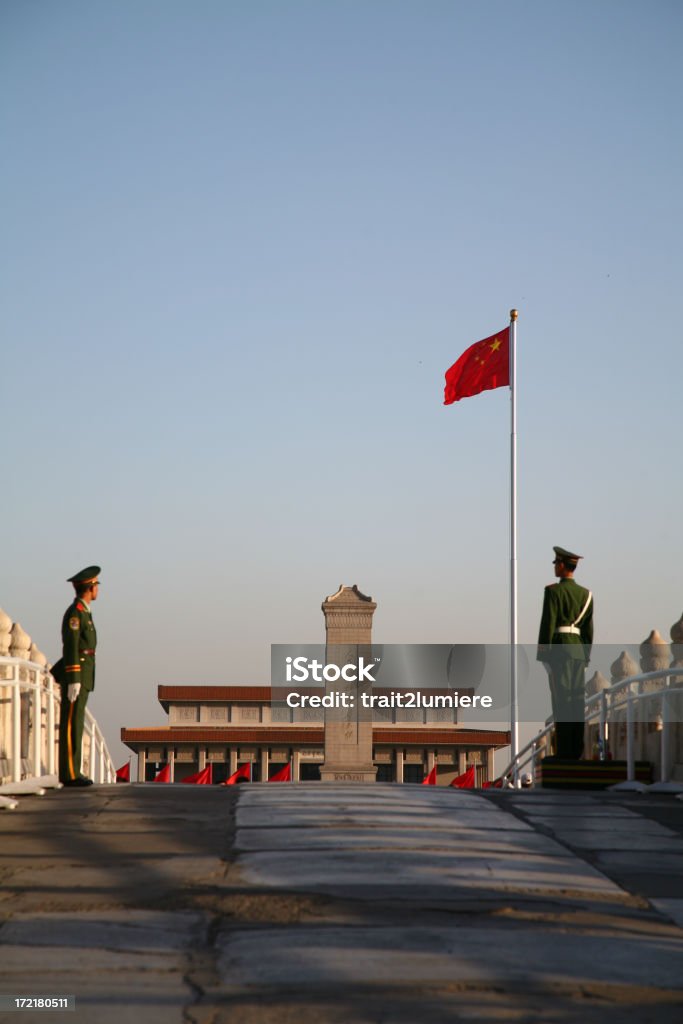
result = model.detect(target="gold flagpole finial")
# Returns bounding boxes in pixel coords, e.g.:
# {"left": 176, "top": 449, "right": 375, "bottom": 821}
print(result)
{"left": 510, "top": 309, "right": 518, "bottom": 321}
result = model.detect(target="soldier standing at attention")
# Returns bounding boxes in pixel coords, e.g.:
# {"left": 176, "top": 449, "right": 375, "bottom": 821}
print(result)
{"left": 537, "top": 547, "right": 593, "bottom": 760}
{"left": 53, "top": 566, "right": 101, "bottom": 787}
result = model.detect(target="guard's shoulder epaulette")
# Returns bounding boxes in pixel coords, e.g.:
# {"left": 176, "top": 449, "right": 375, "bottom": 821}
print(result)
{"left": 75, "top": 601, "right": 85, "bottom": 612}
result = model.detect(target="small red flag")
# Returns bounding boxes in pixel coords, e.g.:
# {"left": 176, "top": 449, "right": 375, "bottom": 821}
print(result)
{"left": 182, "top": 764, "right": 213, "bottom": 785}
{"left": 450, "top": 764, "right": 476, "bottom": 789}
{"left": 482, "top": 776, "right": 503, "bottom": 789}
{"left": 444, "top": 327, "right": 510, "bottom": 405}
{"left": 222, "top": 762, "right": 251, "bottom": 786}
{"left": 268, "top": 763, "right": 292, "bottom": 782}
{"left": 422, "top": 765, "right": 437, "bottom": 786}
{"left": 115, "top": 761, "right": 130, "bottom": 783}
{"left": 153, "top": 763, "right": 171, "bottom": 783}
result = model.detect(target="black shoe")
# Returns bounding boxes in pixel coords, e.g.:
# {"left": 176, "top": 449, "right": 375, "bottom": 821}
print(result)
{"left": 62, "top": 777, "right": 93, "bottom": 788}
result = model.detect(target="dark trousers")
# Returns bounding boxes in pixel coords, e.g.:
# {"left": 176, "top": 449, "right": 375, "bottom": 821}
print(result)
{"left": 554, "top": 720, "right": 585, "bottom": 760}
{"left": 59, "top": 685, "right": 90, "bottom": 782}
{"left": 545, "top": 656, "right": 586, "bottom": 760}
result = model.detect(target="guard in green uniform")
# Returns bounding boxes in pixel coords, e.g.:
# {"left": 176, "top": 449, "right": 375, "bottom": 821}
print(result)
{"left": 537, "top": 547, "right": 593, "bottom": 760}
{"left": 52, "top": 566, "right": 100, "bottom": 787}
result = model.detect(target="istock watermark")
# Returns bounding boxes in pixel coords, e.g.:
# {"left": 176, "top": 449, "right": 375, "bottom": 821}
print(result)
{"left": 272, "top": 644, "right": 500, "bottom": 725}
{"left": 285, "top": 656, "right": 378, "bottom": 683}
{"left": 271, "top": 643, "right": 683, "bottom": 724}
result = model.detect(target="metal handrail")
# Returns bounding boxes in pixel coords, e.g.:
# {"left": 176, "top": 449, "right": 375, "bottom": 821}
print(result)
{"left": 0, "top": 655, "right": 116, "bottom": 788}
{"left": 499, "top": 666, "right": 683, "bottom": 787}
{"left": 498, "top": 723, "right": 553, "bottom": 787}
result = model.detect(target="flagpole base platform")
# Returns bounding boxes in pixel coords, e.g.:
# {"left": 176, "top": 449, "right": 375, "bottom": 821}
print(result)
{"left": 535, "top": 759, "right": 653, "bottom": 790}
{"left": 320, "top": 764, "right": 378, "bottom": 783}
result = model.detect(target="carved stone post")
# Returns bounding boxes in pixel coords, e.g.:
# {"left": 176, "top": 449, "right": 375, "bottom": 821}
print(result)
{"left": 640, "top": 630, "right": 671, "bottom": 769}
{"left": 670, "top": 612, "right": 683, "bottom": 671}
{"left": 0, "top": 608, "right": 12, "bottom": 657}
{"left": 0, "top": 608, "right": 12, "bottom": 771}
{"left": 640, "top": 629, "right": 671, "bottom": 674}
{"left": 670, "top": 613, "right": 683, "bottom": 768}
{"left": 611, "top": 650, "right": 639, "bottom": 684}
{"left": 10, "top": 624, "right": 31, "bottom": 765}
{"left": 320, "top": 585, "right": 378, "bottom": 783}
{"left": 29, "top": 646, "right": 47, "bottom": 777}
{"left": 586, "top": 670, "right": 610, "bottom": 758}
{"left": 610, "top": 651, "right": 639, "bottom": 761}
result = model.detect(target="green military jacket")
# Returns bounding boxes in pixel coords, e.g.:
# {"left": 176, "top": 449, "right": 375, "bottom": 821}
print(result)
{"left": 537, "top": 578, "right": 593, "bottom": 664}
{"left": 60, "top": 598, "right": 97, "bottom": 691}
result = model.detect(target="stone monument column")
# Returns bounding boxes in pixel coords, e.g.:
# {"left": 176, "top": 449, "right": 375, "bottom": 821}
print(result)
{"left": 320, "top": 585, "right": 378, "bottom": 783}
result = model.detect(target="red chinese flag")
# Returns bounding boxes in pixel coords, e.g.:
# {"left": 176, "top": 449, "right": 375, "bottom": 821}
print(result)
{"left": 444, "top": 327, "right": 510, "bottom": 405}
{"left": 268, "top": 763, "right": 292, "bottom": 782}
{"left": 422, "top": 765, "right": 437, "bottom": 786}
{"left": 450, "top": 764, "right": 476, "bottom": 789}
{"left": 153, "top": 763, "right": 171, "bottom": 783}
{"left": 182, "top": 764, "right": 213, "bottom": 785}
{"left": 115, "top": 761, "right": 130, "bottom": 783}
{"left": 222, "top": 762, "right": 251, "bottom": 786}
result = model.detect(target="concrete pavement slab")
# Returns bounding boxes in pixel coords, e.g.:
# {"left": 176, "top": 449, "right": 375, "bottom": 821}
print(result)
{"left": 651, "top": 898, "right": 683, "bottom": 929}
{"left": 592, "top": 851, "right": 683, "bottom": 873}
{"left": 0, "top": 909, "right": 205, "bottom": 951}
{"left": 0, "top": 943, "right": 187, "bottom": 973}
{"left": 507, "top": 803, "right": 641, "bottom": 817}
{"left": 539, "top": 830, "right": 683, "bottom": 851}
{"left": 215, "top": 921, "right": 683, "bottom": 989}
{"left": 515, "top": 812, "right": 671, "bottom": 830}
{"left": 234, "top": 825, "right": 571, "bottom": 855}
{"left": 235, "top": 844, "right": 626, "bottom": 900}
{"left": 235, "top": 806, "right": 533, "bottom": 830}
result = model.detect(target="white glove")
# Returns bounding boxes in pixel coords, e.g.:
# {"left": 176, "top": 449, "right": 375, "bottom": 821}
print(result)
{"left": 68, "top": 682, "right": 81, "bottom": 703}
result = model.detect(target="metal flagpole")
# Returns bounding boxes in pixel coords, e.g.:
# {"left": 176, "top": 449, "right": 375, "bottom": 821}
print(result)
{"left": 509, "top": 309, "right": 519, "bottom": 782}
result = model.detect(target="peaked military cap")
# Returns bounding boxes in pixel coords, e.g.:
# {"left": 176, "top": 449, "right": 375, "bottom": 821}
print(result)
{"left": 67, "top": 565, "right": 101, "bottom": 584}
{"left": 553, "top": 546, "right": 582, "bottom": 563}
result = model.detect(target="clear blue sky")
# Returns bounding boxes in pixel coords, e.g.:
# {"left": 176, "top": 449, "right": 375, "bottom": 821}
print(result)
{"left": 2, "top": 0, "right": 682, "bottom": 767}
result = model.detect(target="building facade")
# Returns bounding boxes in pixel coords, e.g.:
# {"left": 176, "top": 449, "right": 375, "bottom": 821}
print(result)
{"left": 122, "top": 682, "right": 510, "bottom": 783}
{"left": 121, "top": 586, "right": 510, "bottom": 784}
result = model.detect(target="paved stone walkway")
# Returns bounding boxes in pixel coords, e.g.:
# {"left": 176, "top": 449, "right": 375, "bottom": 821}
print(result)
{"left": 1, "top": 784, "right": 683, "bottom": 1023}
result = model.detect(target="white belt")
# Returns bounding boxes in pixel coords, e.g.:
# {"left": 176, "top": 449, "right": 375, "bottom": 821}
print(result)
{"left": 556, "top": 626, "right": 580, "bottom": 635}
